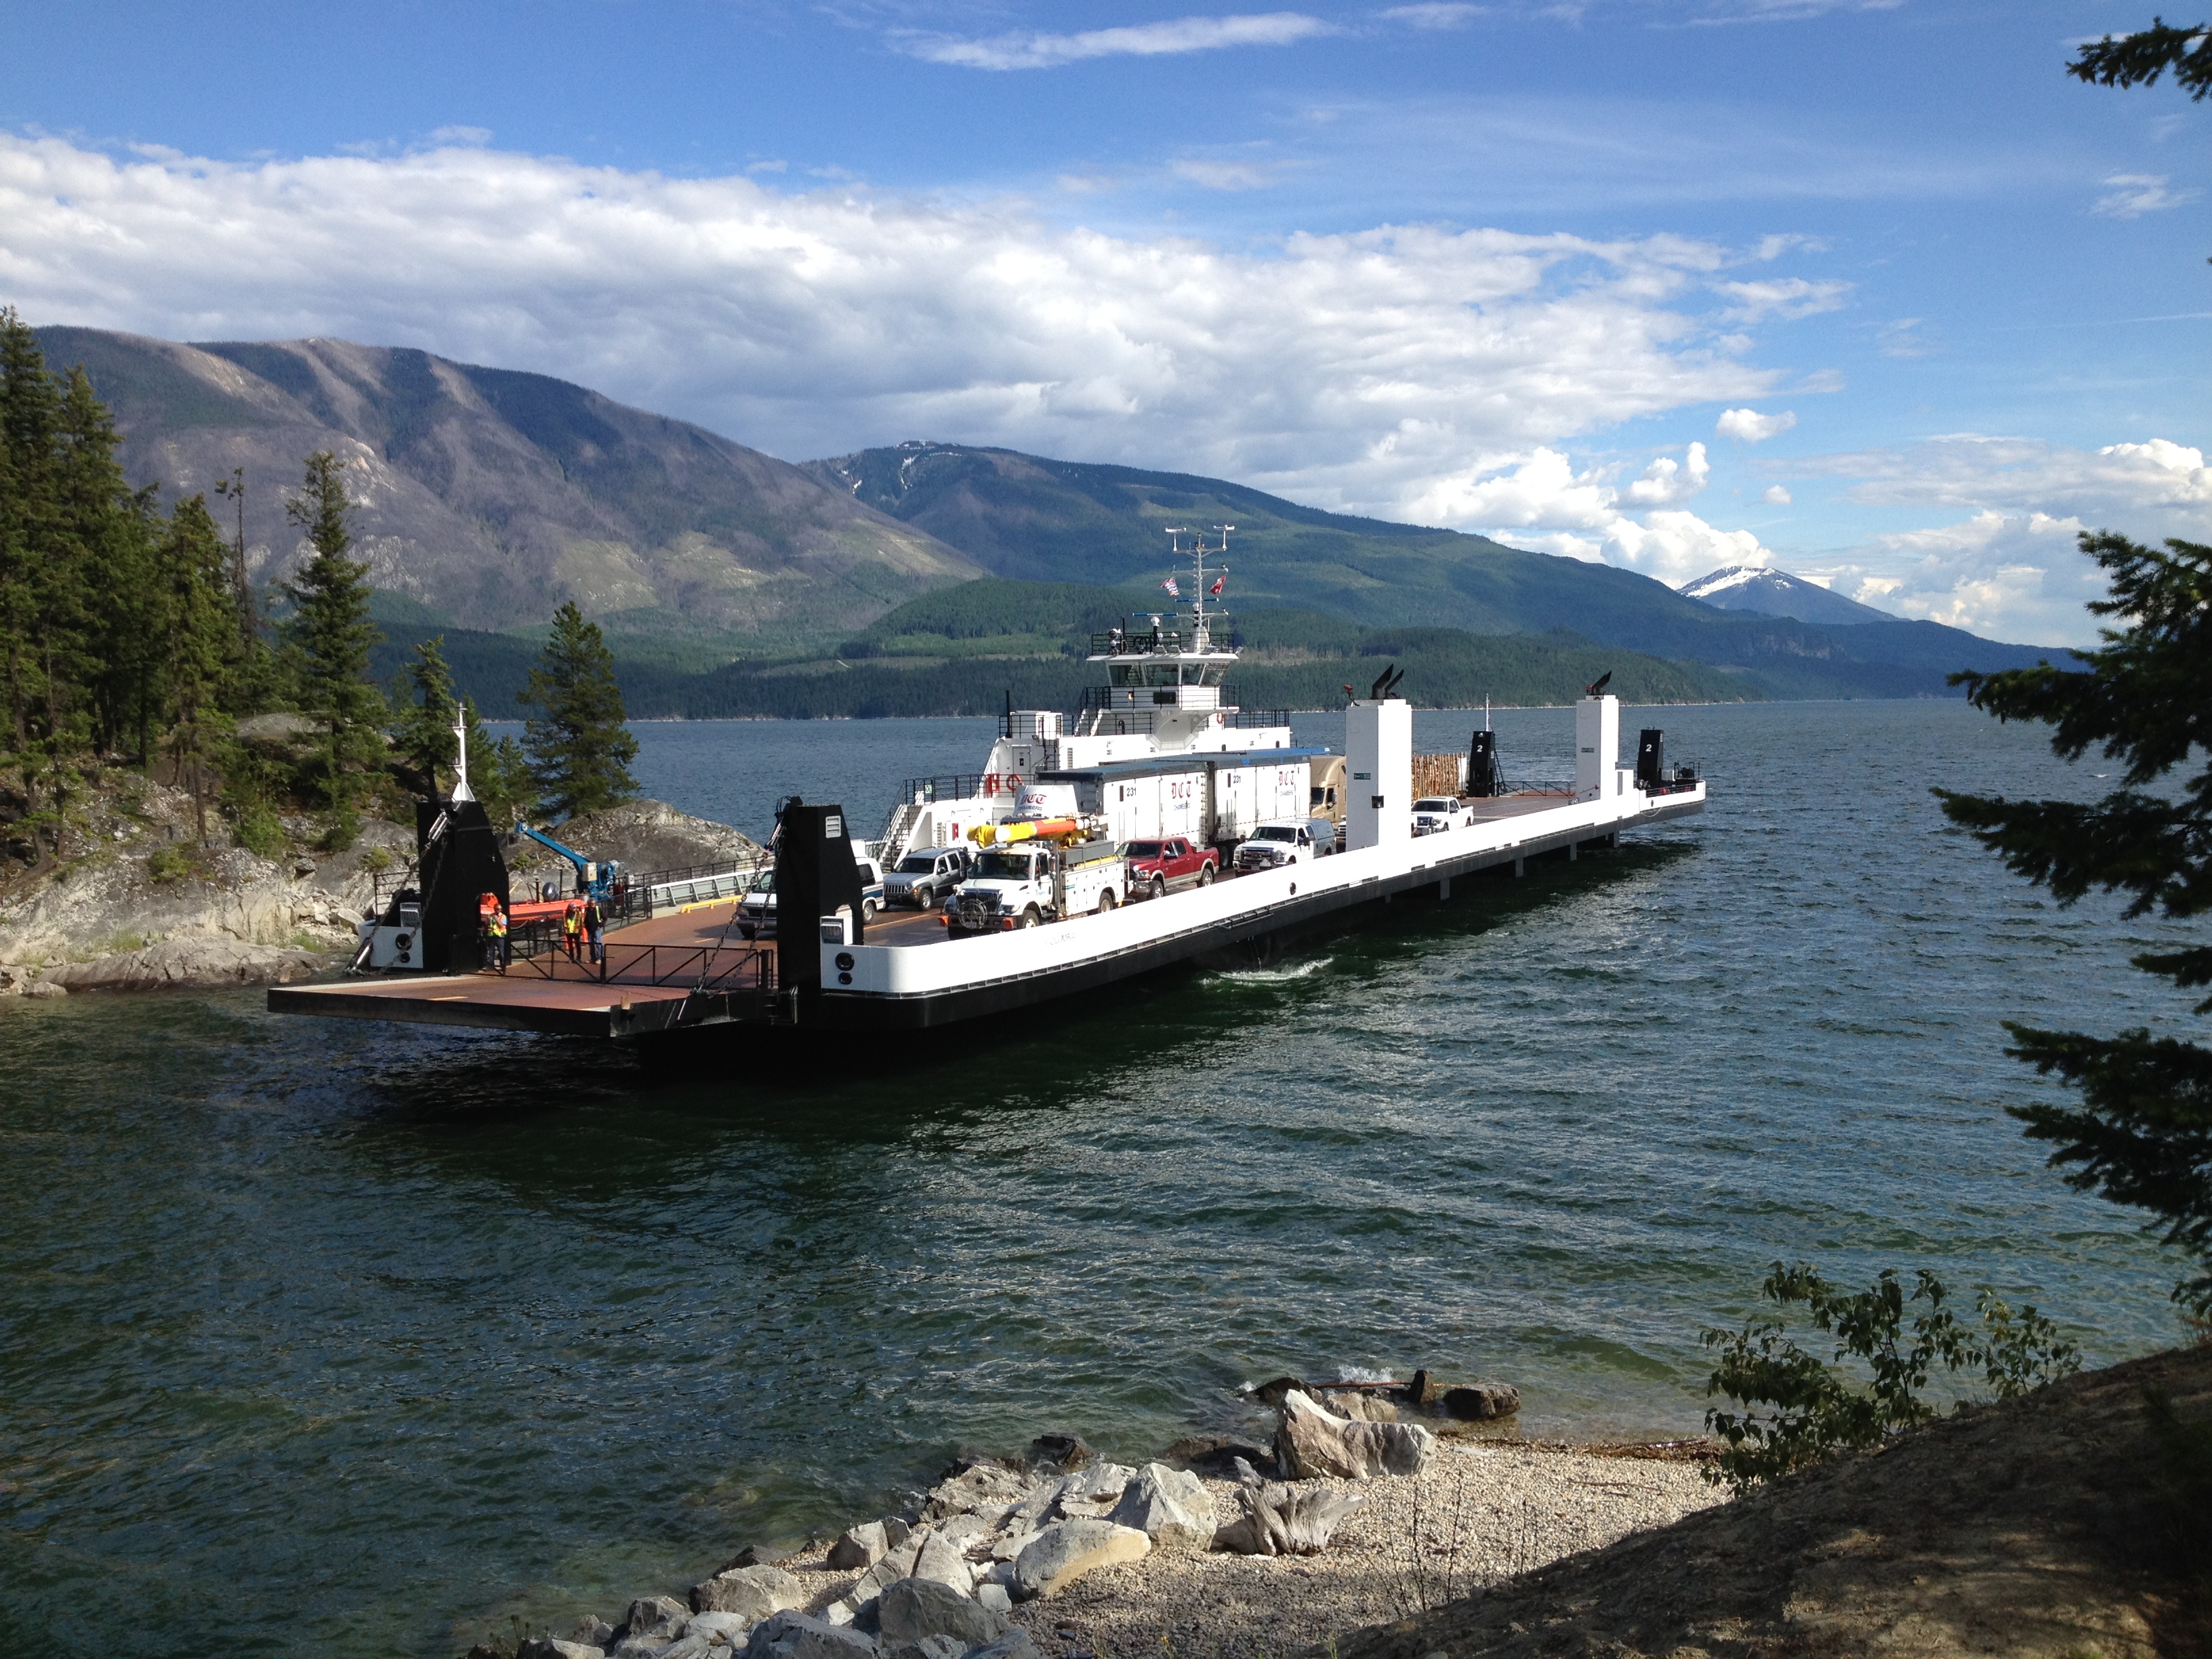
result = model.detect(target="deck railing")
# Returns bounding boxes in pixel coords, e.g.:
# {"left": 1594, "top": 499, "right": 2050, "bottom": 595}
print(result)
{"left": 501, "top": 936, "right": 775, "bottom": 993}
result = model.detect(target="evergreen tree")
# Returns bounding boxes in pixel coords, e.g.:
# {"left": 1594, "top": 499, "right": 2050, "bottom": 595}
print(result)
{"left": 1938, "top": 533, "right": 2212, "bottom": 1316}
{"left": 393, "top": 635, "right": 459, "bottom": 796}
{"left": 158, "top": 495, "right": 238, "bottom": 844}
{"left": 464, "top": 697, "right": 534, "bottom": 828}
{"left": 2069, "top": 16, "right": 2212, "bottom": 99}
{"left": 282, "top": 450, "right": 384, "bottom": 838}
{"left": 0, "top": 310, "right": 61, "bottom": 846}
{"left": 518, "top": 602, "right": 638, "bottom": 820}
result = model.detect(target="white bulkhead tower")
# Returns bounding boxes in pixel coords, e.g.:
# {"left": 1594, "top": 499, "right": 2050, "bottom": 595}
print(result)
{"left": 1576, "top": 695, "right": 1621, "bottom": 802}
{"left": 1345, "top": 697, "right": 1412, "bottom": 851}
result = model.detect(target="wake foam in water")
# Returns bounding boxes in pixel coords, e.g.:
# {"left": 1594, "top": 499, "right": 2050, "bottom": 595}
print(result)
{"left": 1211, "top": 958, "right": 1332, "bottom": 984}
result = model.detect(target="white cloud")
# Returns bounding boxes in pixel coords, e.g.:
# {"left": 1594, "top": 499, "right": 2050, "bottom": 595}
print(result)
{"left": 2093, "top": 173, "right": 2200, "bottom": 219}
{"left": 1715, "top": 406, "right": 1795, "bottom": 443}
{"left": 426, "top": 125, "right": 492, "bottom": 148}
{"left": 1170, "top": 157, "right": 1284, "bottom": 190}
{"left": 1712, "top": 276, "right": 1850, "bottom": 323}
{"left": 1404, "top": 441, "right": 1765, "bottom": 585}
{"left": 1761, "top": 483, "right": 1791, "bottom": 505}
{"left": 899, "top": 12, "right": 1334, "bottom": 70}
{"left": 1382, "top": 3, "right": 1486, "bottom": 27}
{"left": 1625, "top": 440, "right": 1711, "bottom": 504}
{"left": 0, "top": 132, "right": 1784, "bottom": 493}
{"left": 1792, "top": 436, "right": 2212, "bottom": 644}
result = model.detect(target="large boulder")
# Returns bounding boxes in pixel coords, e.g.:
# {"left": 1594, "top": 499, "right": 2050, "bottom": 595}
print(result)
{"left": 1443, "top": 1382, "right": 1522, "bottom": 1420}
{"left": 742, "top": 1612, "right": 880, "bottom": 1659}
{"left": 1109, "top": 1462, "right": 1217, "bottom": 1550}
{"left": 827, "top": 1521, "right": 893, "bottom": 1571}
{"left": 623, "top": 1597, "right": 691, "bottom": 1645}
{"left": 691, "top": 1563, "right": 804, "bottom": 1619}
{"left": 875, "top": 1578, "right": 1009, "bottom": 1646}
{"left": 919, "top": 1460, "right": 1029, "bottom": 1522}
{"left": 1277, "top": 1389, "right": 1436, "bottom": 1480}
{"left": 964, "top": 1638, "right": 1039, "bottom": 1659}
{"left": 1315, "top": 1389, "right": 1399, "bottom": 1422}
{"left": 881, "top": 1639, "right": 964, "bottom": 1659}
{"left": 1009, "top": 1519, "right": 1150, "bottom": 1601}
{"left": 664, "top": 1613, "right": 755, "bottom": 1656}
{"left": 519, "top": 1641, "right": 606, "bottom": 1659}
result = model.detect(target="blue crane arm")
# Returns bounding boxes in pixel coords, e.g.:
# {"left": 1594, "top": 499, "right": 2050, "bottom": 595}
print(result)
{"left": 517, "top": 823, "right": 590, "bottom": 872}
{"left": 516, "top": 823, "right": 623, "bottom": 901}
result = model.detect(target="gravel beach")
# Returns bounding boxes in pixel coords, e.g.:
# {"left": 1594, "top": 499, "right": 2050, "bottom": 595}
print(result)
{"left": 759, "top": 1437, "right": 1726, "bottom": 1659}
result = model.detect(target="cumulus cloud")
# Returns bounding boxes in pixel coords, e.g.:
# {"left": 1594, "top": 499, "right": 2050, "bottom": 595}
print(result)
{"left": 0, "top": 132, "right": 1784, "bottom": 493}
{"left": 1761, "top": 483, "right": 1791, "bottom": 505}
{"left": 2093, "top": 173, "right": 2199, "bottom": 219}
{"left": 1793, "top": 436, "right": 2212, "bottom": 644}
{"left": 1715, "top": 406, "right": 1795, "bottom": 443}
{"left": 899, "top": 12, "right": 1334, "bottom": 69}
{"left": 1404, "top": 441, "right": 1767, "bottom": 584}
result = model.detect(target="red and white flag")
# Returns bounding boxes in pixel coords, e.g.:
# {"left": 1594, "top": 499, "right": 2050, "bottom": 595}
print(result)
{"left": 1162, "top": 576, "right": 1181, "bottom": 597}
{"left": 1210, "top": 571, "right": 1227, "bottom": 596}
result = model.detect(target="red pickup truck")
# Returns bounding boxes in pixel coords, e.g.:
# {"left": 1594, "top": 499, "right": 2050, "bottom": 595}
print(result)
{"left": 1125, "top": 836, "right": 1218, "bottom": 899}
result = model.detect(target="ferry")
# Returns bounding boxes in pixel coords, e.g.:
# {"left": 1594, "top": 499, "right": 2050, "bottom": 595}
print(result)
{"left": 268, "top": 529, "right": 1706, "bottom": 1040}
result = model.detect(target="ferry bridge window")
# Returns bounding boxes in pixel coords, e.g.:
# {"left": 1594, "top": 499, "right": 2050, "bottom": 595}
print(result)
{"left": 1110, "top": 665, "right": 1141, "bottom": 687}
{"left": 1147, "top": 665, "right": 1180, "bottom": 687}
{"left": 1181, "top": 663, "right": 1206, "bottom": 684}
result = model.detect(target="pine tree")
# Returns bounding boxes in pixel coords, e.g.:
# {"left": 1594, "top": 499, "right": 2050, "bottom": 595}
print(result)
{"left": 393, "top": 635, "right": 459, "bottom": 796}
{"left": 1938, "top": 532, "right": 2212, "bottom": 1317}
{"left": 518, "top": 602, "right": 638, "bottom": 821}
{"left": 464, "top": 697, "right": 533, "bottom": 827}
{"left": 283, "top": 449, "right": 384, "bottom": 840}
{"left": 158, "top": 495, "right": 239, "bottom": 844}
{"left": 0, "top": 310, "right": 60, "bottom": 845}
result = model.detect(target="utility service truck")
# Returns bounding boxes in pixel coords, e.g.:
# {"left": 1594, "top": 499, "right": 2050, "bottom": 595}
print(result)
{"left": 945, "top": 839, "right": 1128, "bottom": 935}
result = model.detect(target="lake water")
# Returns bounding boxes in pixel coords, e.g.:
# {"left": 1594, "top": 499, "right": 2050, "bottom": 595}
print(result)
{"left": 0, "top": 701, "right": 2193, "bottom": 1658}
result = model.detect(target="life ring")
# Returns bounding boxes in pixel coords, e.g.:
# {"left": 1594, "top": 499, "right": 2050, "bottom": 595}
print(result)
{"left": 1004, "top": 773, "right": 1023, "bottom": 792}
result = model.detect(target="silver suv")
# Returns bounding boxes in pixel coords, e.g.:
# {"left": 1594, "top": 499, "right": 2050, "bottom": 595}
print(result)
{"left": 883, "top": 844, "right": 972, "bottom": 910}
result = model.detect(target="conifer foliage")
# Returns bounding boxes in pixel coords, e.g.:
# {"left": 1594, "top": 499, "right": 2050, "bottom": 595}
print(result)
{"left": 1939, "top": 533, "right": 2212, "bottom": 1316}
{"left": 519, "top": 602, "right": 638, "bottom": 820}
{"left": 283, "top": 451, "right": 384, "bottom": 842}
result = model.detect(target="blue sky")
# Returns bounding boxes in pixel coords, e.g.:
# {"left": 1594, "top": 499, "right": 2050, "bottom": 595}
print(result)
{"left": 3, "top": 0, "right": 2206, "bottom": 642}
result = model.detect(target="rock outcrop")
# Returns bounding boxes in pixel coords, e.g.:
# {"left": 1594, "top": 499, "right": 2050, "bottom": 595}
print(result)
{"left": 1107, "top": 1462, "right": 1216, "bottom": 1550}
{"left": 1008, "top": 1519, "right": 1151, "bottom": 1601}
{"left": 1276, "top": 1389, "right": 1436, "bottom": 1481}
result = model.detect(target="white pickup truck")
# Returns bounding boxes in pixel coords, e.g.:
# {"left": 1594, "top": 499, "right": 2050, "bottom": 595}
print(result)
{"left": 945, "top": 839, "right": 1127, "bottom": 934}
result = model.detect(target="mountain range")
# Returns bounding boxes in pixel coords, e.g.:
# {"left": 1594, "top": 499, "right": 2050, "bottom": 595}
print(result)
{"left": 33, "top": 327, "right": 979, "bottom": 641}
{"left": 1680, "top": 564, "right": 1898, "bottom": 627}
{"left": 32, "top": 326, "right": 2078, "bottom": 710}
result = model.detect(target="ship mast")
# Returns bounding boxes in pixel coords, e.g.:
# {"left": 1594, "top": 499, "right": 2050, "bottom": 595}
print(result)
{"left": 1163, "top": 524, "right": 1231, "bottom": 652}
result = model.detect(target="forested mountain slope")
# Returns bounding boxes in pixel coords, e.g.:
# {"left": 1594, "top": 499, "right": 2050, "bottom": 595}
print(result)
{"left": 34, "top": 327, "right": 980, "bottom": 640}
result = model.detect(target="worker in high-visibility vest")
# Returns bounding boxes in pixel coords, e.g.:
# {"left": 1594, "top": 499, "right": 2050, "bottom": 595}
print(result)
{"left": 583, "top": 895, "right": 605, "bottom": 965}
{"left": 484, "top": 906, "right": 510, "bottom": 973}
{"left": 561, "top": 902, "right": 583, "bottom": 962}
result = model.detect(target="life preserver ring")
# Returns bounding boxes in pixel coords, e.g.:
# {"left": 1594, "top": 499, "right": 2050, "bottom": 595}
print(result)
{"left": 1004, "top": 773, "right": 1022, "bottom": 792}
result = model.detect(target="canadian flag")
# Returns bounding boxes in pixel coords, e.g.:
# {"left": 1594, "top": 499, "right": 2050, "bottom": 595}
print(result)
{"left": 1210, "top": 571, "right": 1227, "bottom": 596}
{"left": 1162, "top": 577, "right": 1181, "bottom": 597}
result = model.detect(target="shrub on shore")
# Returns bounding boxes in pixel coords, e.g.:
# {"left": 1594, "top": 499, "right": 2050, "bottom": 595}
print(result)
{"left": 1700, "top": 1261, "right": 2079, "bottom": 1492}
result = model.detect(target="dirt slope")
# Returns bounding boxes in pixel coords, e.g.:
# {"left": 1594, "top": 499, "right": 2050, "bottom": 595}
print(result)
{"left": 1337, "top": 1346, "right": 2210, "bottom": 1659}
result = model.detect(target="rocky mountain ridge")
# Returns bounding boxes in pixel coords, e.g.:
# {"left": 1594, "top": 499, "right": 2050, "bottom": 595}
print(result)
{"left": 1682, "top": 562, "right": 1900, "bottom": 627}
{"left": 33, "top": 327, "right": 982, "bottom": 640}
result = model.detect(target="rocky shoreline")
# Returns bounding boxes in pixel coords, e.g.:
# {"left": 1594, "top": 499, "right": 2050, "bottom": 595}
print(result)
{"left": 472, "top": 1382, "right": 1725, "bottom": 1659}
{"left": 0, "top": 784, "right": 757, "bottom": 1001}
